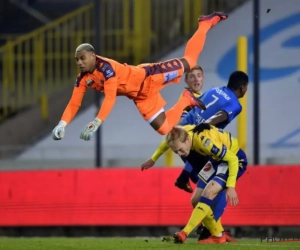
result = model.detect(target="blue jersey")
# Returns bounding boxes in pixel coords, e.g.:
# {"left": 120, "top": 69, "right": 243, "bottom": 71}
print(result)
{"left": 181, "top": 86, "right": 241, "bottom": 129}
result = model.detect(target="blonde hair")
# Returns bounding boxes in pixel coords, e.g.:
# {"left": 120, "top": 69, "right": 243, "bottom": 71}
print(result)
{"left": 165, "top": 126, "right": 188, "bottom": 147}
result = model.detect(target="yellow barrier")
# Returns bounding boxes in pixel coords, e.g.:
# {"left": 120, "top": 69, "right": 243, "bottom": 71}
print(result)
{"left": 0, "top": 0, "right": 205, "bottom": 123}
{"left": 0, "top": 1, "right": 133, "bottom": 121}
{"left": 237, "top": 36, "right": 248, "bottom": 153}
{"left": 149, "top": 0, "right": 202, "bottom": 60}
{"left": 164, "top": 148, "right": 174, "bottom": 167}
{"left": 0, "top": 4, "right": 95, "bottom": 121}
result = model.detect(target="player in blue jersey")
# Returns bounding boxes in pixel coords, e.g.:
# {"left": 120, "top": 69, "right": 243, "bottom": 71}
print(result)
{"left": 142, "top": 71, "right": 248, "bottom": 189}
{"left": 141, "top": 70, "right": 248, "bottom": 242}
{"left": 176, "top": 70, "right": 248, "bottom": 192}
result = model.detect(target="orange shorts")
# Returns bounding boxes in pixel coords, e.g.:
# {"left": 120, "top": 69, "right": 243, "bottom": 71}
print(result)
{"left": 134, "top": 58, "right": 184, "bottom": 121}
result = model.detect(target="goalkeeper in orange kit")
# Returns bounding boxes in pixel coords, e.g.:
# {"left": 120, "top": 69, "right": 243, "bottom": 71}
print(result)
{"left": 52, "top": 13, "right": 228, "bottom": 141}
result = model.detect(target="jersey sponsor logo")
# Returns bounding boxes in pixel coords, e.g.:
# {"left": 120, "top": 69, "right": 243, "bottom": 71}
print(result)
{"left": 100, "top": 62, "right": 116, "bottom": 80}
{"left": 211, "top": 145, "right": 219, "bottom": 155}
{"left": 86, "top": 79, "right": 94, "bottom": 86}
{"left": 216, "top": 163, "right": 229, "bottom": 175}
{"left": 196, "top": 206, "right": 205, "bottom": 211}
{"left": 204, "top": 139, "right": 210, "bottom": 147}
{"left": 163, "top": 71, "right": 178, "bottom": 84}
{"left": 199, "top": 161, "right": 215, "bottom": 181}
{"left": 220, "top": 145, "right": 227, "bottom": 159}
{"left": 203, "top": 161, "right": 212, "bottom": 171}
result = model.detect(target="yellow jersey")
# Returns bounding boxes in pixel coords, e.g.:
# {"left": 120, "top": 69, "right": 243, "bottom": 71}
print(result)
{"left": 184, "top": 124, "right": 240, "bottom": 187}
{"left": 150, "top": 90, "right": 202, "bottom": 162}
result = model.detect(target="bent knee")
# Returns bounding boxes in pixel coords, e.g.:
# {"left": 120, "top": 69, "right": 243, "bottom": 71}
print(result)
{"left": 202, "top": 191, "right": 216, "bottom": 200}
{"left": 151, "top": 116, "right": 172, "bottom": 135}
{"left": 202, "top": 180, "right": 223, "bottom": 199}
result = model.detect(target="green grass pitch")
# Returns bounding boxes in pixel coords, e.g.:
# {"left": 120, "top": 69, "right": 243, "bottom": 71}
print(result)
{"left": 1, "top": 237, "right": 300, "bottom": 250}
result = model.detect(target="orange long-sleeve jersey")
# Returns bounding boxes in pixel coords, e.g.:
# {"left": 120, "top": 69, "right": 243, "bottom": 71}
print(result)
{"left": 61, "top": 56, "right": 146, "bottom": 124}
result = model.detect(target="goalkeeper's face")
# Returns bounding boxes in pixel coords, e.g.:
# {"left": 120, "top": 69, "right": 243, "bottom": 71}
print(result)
{"left": 75, "top": 50, "right": 96, "bottom": 73}
{"left": 169, "top": 137, "right": 191, "bottom": 157}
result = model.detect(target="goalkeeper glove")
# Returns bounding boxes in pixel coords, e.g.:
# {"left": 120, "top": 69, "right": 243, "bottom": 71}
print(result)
{"left": 80, "top": 118, "right": 102, "bottom": 141}
{"left": 52, "top": 121, "right": 67, "bottom": 140}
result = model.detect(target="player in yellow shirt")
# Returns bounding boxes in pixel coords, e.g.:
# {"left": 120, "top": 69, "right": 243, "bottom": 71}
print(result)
{"left": 142, "top": 64, "right": 204, "bottom": 192}
{"left": 165, "top": 123, "right": 247, "bottom": 244}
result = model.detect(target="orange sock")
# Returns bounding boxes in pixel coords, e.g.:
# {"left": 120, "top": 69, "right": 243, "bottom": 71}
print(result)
{"left": 156, "top": 96, "right": 191, "bottom": 135}
{"left": 183, "top": 21, "right": 212, "bottom": 69}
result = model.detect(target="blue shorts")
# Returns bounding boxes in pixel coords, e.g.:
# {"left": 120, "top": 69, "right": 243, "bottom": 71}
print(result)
{"left": 197, "top": 149, "right": 247, "bottom": 189}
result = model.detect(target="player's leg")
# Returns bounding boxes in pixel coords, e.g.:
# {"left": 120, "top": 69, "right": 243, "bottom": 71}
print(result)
{"left": 148, "top": 13, "right": 227, "bottom": 80}
{"left": 201, "top": 210, "right": 225, "bottom": 241}
{"left": 189, "top": 160, "right": 234, "bottom": 242}
{"left": 191, "top": 187, "right": 204, "bottom": 208}
{"left": 173, "top": 179, "right": 224, "bottom": 244}
{"left": 184, "top": 157, "right": 226, "bottom": 238}
{"left": 142, "top": 12, "right": 228, "bottom": 85}
{"left": 139, "top": 61, "right": 205, "bottom": 134}
{"left": 173, "top": 160, "right": 223, "bottom": 244}
{"left": 197, "top": 155, "right": 247, "bottom": 244}
{"left": 174, "top": 158, "right": 240, "bottom": 244}
{"left": 198, "top": 190, "right": 239, "bottom": 243}
{"left": 191, "top": 186, "right": 231, "bottom": 242}
{"left": 178, "top": 155, "right": 230, "bottom": 242}
{"left": 192, "top": 180, "right": 226, "bottom": 244}
{"left": 210, "top": 191, "right": 226, "bottom": 223}
{"left": 189, "top": 159, "right": 215, "bottom": 207}
{"left": 196, "top": 190, "right": 227, "bottom": 240}
{"left": 212, "top": 193, "right": 237, "bottom": 243}
{"left": 135, "top": 92, "right": 201, "bottom": 135}
{"left": 137, "top": 13, "right": 227, "bottom": 135}
{"left": 191, "top": 172, "right": 221, "bottom": 241}
{"left": 179, "top": 12, "right": 228, "bottom": 72}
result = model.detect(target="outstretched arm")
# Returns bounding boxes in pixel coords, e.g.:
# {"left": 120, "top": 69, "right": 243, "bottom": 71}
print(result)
{"left": 95, "top": 78, "right": 118, "bottom": 122}
{"left": 151, "top": 139, "right": 170, "bottom": 162}
{"left": 61, "top": 78, "right": 87, "bottom": 124}
{"left": 52, "top": 77, "right": 87, "bottom": 140}
{"left": 141, "top": 140, "right": 170, "bottom": 171}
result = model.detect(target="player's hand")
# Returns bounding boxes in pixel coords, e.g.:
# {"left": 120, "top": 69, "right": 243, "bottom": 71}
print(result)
{"left": 141, "top": 158, "right": 155, "bottom": 171}
{"left": 226, "top": 187, "right": 239, "bottom": 206}
{"left": 52, "top": 121, "right": 67, "bottom": 140}
{"left": 80, "top": 118, "right": 102, "bottom": 141}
